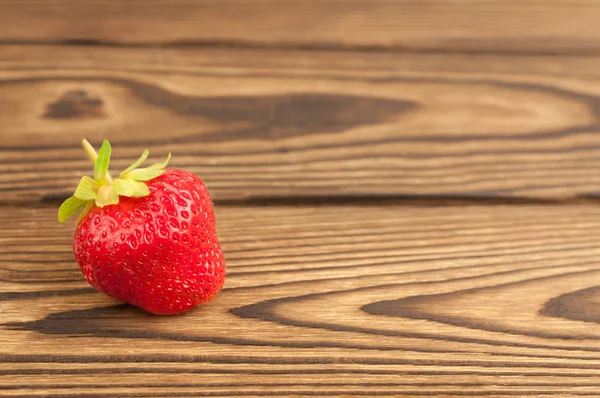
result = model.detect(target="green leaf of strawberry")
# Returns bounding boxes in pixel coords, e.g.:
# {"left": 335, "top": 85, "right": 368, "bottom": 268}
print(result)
{"left": 112, "top": 178, "right": 150, "bottom": 197}
{"left": 58, "top": 196, "right": 87, "bottom": 223}
{"left": 73, "top": 177, "right": 99, "bottom": 201}
{"left": 120, "top": 149, "right": 149, "bottom": 176}
{"left": 94, "top": 140, "right": 112, "bottom": 182}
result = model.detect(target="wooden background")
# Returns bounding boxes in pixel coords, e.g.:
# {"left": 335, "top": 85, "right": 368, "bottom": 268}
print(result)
{"left": 3, "top": 1, "right": 600, "bottom": 397}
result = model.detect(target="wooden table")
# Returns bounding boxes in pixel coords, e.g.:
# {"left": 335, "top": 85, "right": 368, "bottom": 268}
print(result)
{"left": 3, "top": 2, "right": 600, "bottom": 397}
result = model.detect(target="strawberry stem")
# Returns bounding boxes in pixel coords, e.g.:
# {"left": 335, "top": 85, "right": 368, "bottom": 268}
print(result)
{"left": 82, "top": 139, "right": 112, "bottom": 183}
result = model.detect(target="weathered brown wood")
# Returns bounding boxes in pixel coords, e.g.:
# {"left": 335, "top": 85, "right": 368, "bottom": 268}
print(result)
{"left": 0, "top": 1, "right": 599, "bottom": 55}
{"left": 4, "top": 203, "right": 600, "bottom": 396}
{"left": 3, "top": 45, "right": 600, "bottom": 201}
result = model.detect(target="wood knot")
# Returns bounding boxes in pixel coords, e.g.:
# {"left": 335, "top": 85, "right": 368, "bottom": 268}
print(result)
{"left": 44, "top": 89, "right": 104, "bottom": 119}
{"left": 540, "top": 286, "right": 600, "bottom": 324}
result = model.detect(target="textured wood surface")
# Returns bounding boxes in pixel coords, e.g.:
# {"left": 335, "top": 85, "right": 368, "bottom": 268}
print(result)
{"left": 4, "top": 45, "right": 600, "bottom": 201}
{"left": 0, "top": 1, "right": 599, "bottom": 55}
{"left": 3, "top": 2, "right": 600, "bottom": 396}
{"left": 4, "top": 204, "right": 600, "bottom": 397}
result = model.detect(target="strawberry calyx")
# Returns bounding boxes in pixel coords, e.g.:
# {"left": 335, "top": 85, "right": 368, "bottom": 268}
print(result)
{"left": 58, "top": 139, "right": 171, "bottom": 223}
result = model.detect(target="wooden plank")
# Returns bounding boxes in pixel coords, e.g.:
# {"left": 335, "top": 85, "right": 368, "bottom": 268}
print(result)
{"left": 3, "top": 44, "right": 600, "bottom": 201}
{"left": 3, "top": 203, "right": 600, "bottom": 396}
{"left": 0, "top": 1, "right": 599, "bottom": 55}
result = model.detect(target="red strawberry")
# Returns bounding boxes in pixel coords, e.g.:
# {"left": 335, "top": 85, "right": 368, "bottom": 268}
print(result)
{"left": 58, "top": 139, "right": 226, "bottom": 315}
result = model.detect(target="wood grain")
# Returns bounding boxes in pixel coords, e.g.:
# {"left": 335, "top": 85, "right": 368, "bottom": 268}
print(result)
{"left": 0, "top": 1, "right": 599, "bottom": 55}
{"left": 3, "top": 3, "right": 599, "bottom": 397}
{"left": 4, "top": 203, "right": 600, "bottom": 396}
{"left": 4, "top": 45, "right": 600, "bottom": 201}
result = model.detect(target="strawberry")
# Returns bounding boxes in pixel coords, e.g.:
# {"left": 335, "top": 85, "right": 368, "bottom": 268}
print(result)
{"left": 58, "top": 139, "right": 226, "bottom": 315}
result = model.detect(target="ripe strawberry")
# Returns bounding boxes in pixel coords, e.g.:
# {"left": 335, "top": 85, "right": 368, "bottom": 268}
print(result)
{"left": 58, "top": 139, "right": 226, "bottom": 315}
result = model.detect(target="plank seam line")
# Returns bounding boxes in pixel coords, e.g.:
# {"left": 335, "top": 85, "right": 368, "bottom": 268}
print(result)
{"left": 1, "top": 38, "right": 599, "bottom": 58}
{"left": 1, "top": 194, "right": 599, "bottom": 208}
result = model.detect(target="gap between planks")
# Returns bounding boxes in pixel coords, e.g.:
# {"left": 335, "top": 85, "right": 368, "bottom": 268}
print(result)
{"left": 1, "top": 38, "right": 599, "bottom": 58}
{"left": 0, "top": 193, "right": 598, "bottom": 210}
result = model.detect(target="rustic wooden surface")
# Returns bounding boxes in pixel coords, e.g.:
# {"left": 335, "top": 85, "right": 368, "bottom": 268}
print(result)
{"left": 2, "top": 1, "right": 600, "bottom": 55}
{"left": 5, "top": 204, "right": 600, "bottom": 397}
{"left": 4, "top": 45, "right": 600, "bottom": 201}
{"left": 2, "top": 1, "right": 600, "bottom": 397}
